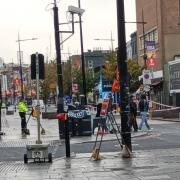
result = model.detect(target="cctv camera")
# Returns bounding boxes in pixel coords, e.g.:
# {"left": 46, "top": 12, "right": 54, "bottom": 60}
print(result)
{"left": 68, "top": 5, "right": 85, "bottom": 15}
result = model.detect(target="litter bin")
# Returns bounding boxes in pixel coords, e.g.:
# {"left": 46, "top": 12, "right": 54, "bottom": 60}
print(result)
{"left": 79, "top": 115, "right": 92, "bottom": 136}
{"left": 68, "top": 110, "right": 92, "bottom": 136}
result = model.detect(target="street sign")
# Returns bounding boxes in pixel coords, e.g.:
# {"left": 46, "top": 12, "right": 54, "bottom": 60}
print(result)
{"left": 169, "top": 59, "right": 180, "bottom": 93}
{"left": 143, "top": 70, "right": 152, "bottom": 85}
{"left": 144, "top": 85, "right": 150, "bottom": 92}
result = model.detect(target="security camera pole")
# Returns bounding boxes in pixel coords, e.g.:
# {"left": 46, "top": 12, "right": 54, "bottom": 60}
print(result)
{"left": 53, "top": 0, "right": 70, "bottom": 157}
{"left": 116, "top": 0, "right": 132, "bottom": 154}
{"left": 78, "top": 0, "right": 87, "bottom": 105}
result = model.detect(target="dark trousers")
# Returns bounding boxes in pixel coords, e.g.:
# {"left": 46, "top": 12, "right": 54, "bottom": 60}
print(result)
{"left": 129, "top": 113, "right": 138, "bottom": 131}
{"left": 19, "top": 112, "right": 27, "bottom": 131}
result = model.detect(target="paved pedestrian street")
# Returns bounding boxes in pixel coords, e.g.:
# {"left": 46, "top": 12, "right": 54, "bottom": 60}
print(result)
{"left": 0, "top": 111, "right": 180, "bottom": 179}
{"left": 0, "top": 149, "right": 180, "bottom": 179}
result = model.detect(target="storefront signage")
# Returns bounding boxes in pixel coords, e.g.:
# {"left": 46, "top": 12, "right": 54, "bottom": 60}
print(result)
{"left": 169, "top": 59, "right": 180, "bottom": 93}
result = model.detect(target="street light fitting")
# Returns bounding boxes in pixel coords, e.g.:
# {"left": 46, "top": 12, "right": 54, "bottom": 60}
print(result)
{"left": 16, "top": 37, "right": 38, "bottom": 42}
{"left": 31, "top": 38, "right": 38, "bottom": 40}
{"left": 124, "top": 21, "right": 147, "bottom": 24}
{"left": 16, "top": 33, "right": 38, "bottom": 99}
{"left": 94, "top": 38, "right": 115, "bottom": 41}
{"left": 68, "top": 5, "right": 85, "bottom": 15}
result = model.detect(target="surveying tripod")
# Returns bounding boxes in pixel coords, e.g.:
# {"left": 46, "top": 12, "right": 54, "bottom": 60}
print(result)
{"left": 26, "top": 107, "right": 46, "bottom": 135}
{"left": 91, "top": 111, "right": 124, "bottom": 160}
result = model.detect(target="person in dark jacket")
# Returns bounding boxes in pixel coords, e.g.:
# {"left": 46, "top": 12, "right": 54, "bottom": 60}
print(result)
{"left": 138, "top": 94, "right": 151, "bottom": 130}
{"left": 129, "top": 95, "right": 138, "bottom": 132}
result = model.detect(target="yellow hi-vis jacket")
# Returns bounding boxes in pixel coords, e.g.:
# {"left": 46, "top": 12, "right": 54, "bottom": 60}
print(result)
{"left": 18, "top": 102, "right": 28, "bottom": 113}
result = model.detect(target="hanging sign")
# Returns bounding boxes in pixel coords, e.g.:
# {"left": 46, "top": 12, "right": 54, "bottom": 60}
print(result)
{"left": 146, "top": 41, "right": 155, "bottom": 50}
{"left": 146, "top": 49, "right": 158, "bottom": 68}
{"left": 143, "top": 70, "right": 152, "bottom": 85}
{"left": 146, "top": 58, "right": 158, "bottom": 68}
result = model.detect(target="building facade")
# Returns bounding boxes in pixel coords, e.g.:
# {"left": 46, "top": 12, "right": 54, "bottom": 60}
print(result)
{"left": 70, "top": 50, "right": 113, "bottom": 101}
{"left": 0, "top": 62, "right": 31, "bottom": 105}
{"left": 136, "top": 0, "right": 180, "bottom": 105}
{"left": 126, "top": 32, "right": 138, "bottom": 61}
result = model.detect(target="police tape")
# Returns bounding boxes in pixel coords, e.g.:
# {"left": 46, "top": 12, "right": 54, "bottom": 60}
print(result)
{"left": 151, "top": 100, "right": 180, "bottom": 111}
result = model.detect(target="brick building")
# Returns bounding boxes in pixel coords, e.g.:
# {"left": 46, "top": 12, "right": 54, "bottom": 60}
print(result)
{"left": 136, "top": 0, "right": 180, "bottom": 105}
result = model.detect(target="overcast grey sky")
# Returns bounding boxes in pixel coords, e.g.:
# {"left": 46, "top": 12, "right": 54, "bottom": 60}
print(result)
{"left": 0, "top": 0, "right": 136, "bottom": 64}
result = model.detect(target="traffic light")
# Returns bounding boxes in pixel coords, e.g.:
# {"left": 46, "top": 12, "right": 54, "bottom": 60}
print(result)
{"left": 31, "top": 53, "right": 45, "bottom": 80}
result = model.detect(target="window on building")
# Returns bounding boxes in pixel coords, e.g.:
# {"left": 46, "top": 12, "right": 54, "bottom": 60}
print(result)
{"left": 140, "top": 36, "right": 144, "bottom": 49}
{"left": 131, "top": 41, "right": 134, "bottom": 57}
{"left": 139, "top": 29, "right": 158, "bottom": 50}
{"left": 154, "top": 30, "right": 158, "bottom": 42}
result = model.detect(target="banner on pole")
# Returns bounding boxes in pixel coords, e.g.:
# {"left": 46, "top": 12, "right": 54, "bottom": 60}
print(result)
{"left": 146, "top": 48, "right": 158, "bottom": 68}
{"left": 146, "top": 41, "right": 155, "bottom": 50}
{"left": 146, "top": 57, "right": 158, "bottom": 68}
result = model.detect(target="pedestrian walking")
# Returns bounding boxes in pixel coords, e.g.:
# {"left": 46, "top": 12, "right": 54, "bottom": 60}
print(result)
{"left": 18, "top": 98, "right": 28, "bottom": 135}
{"left": 129, "top": 95, "right": 138, "bottom": 132}
{"left": 138, "top": 94, "right": 151, "bottom": 130}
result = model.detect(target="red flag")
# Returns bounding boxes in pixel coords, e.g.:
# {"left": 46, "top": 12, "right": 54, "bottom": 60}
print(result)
{"left": 111, "top": 66, "right": 120, "bottom": 92}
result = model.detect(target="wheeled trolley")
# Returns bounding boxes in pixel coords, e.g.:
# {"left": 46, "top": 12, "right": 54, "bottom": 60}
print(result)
{"left": 24, "top": 52, "right": 52, "bottom": 164}
{"left": 24, "top": 144, "right": 52, "bottom": 163}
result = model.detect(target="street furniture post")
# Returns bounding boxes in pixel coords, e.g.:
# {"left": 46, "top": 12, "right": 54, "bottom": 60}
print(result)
{"left": 53, "top": 0, "right": 70, "bottom": 158}
{"left": 116, "top": 0, "right": 132, "bottom": 157}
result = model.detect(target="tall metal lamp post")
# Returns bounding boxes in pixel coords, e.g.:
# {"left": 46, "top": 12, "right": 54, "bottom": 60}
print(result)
{"left": 116, "top": 0, "right": 132, "bottom": 157}
{"left": 78, "top": 0, "right": 87, "bottom": 105}
{"left": 53, "top": 0, "right": 70, "bottom": 158}
{"left": 16, "top": 33, "right": 37, "bottom": 99}
{"left": 142, "top": 9, "right": 147, "bottom": 69}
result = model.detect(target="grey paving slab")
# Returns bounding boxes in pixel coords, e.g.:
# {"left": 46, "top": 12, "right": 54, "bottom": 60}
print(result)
{"left": 140, "top": 175, "right": 171, "bottom": 180}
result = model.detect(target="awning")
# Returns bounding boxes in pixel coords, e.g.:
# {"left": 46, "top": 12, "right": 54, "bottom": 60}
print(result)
{"left": 152, "top": 70, "right": 163, "bottom": 79}
{"left": 151, "top": 81, "right": 161, "bottom": 86}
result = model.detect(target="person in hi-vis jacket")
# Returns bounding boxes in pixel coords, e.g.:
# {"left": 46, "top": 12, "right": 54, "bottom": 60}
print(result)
{"left": 18, "top": 98, "right": 28, "bottom": 134}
